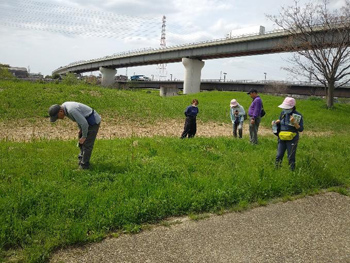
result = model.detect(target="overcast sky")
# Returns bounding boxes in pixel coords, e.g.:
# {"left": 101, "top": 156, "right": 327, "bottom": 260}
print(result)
{"left": 0, "top": 0, "right": 346, "bottom": 81}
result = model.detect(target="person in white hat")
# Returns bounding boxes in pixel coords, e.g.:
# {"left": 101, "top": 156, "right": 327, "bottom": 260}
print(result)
{"left": 272, "top": 97, "right": 304, "bottom": 171}
{"left": 229, "top": 99, "right": 246, "bottom": 138}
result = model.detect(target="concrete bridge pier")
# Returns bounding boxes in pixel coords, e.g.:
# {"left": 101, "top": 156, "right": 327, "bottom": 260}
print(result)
{"left": 182, "top": 58, "right": 205, "bottom": 94}
{"left": 99, "top": 67, "right": 117, "bottom": 86}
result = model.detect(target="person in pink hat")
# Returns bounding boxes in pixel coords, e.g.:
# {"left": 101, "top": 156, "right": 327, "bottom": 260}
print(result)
{"left": 230, "top": 99, "right": 246, "bottom": 138}
{"left": 272, "top": 97, "right": 304, "bottom": 171}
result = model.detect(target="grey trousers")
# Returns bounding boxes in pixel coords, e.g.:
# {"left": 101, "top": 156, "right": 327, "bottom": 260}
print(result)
{"left": 275, "top": 137, "right": 299, "bottom": 171}
{"left": 249, "top": 117, "right": 261, "bottom": 144}
{"left": 78, "top": 123, "right": 100, "bottom": 168}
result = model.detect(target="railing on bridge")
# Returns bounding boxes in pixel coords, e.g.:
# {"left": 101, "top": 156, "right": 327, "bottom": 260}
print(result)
{"left": 57, "top": 28, "right": 289, "bottom": 70}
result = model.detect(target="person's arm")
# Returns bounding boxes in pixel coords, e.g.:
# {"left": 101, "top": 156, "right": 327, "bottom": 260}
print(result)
{"left": 70, "top": 109, "right": 89, "bottom": 138}
{"left": 230, "top": 108, "right": 234, "bottom": 122}
{"left": 239, "top": 106, "right": 245, "bottom": 122}
{"left": 184, "top": 106, "right": 190, "bottom": 117}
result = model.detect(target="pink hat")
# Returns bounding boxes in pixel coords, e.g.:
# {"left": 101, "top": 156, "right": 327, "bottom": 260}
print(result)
{"left": 278, "top": 97, "right": 296, "bottom": 109}
{"left": 230, "top": 99, "right": 239, "bottom": 107}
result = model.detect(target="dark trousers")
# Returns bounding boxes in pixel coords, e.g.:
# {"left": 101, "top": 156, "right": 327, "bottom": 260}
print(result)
{"left": 233, "top": 122, "right": 243, "bottom": 138}
{"left": 78, "top": 123, "right": 100, "bottom": 168}
{"left": 275, "top": 137, "right": 299, "bottom": 171}
{"left": 181, "top": 116, "right": 197, "bottom": 138}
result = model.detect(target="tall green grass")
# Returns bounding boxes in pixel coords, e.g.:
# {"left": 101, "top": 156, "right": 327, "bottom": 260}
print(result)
{"left": 1, "top": 136, "right": 350, "bottom": 262}
{"left": 1, "top": 80, "right": 350, "bottom": 262}
{"left": 1, "top": 80, "right": 350, "bottom": 132}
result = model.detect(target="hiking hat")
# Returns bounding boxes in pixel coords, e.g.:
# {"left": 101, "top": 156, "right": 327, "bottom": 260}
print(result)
{"left": 278, "top": 97, "right": 296, "bottom": 109}
{"left": 48, "top": 104, "right": 61, "bottom": 122}
{"left": 230, "top": 99, "right": 239, "bottom": 107}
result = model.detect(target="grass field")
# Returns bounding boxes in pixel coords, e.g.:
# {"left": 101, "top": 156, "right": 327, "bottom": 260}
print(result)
{"left": 1, "top": 80, "right": 350, "bottom": 262}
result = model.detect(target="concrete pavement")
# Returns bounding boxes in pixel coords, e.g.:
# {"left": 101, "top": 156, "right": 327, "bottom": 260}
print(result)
{"left": 50, "top": 192, "right": 350, "bottom": 263}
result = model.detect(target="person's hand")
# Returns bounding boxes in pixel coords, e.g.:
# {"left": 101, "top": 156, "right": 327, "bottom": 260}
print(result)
{"left": 78, "top": 130, "right": 82, "bottom": 138}
{"left": 79, "top": 137, "right": 86, "bottom": 144}
{"left": 290, "top": 116, "right": 295, "bottom": 125}
{"left": 251, "top": 119, "right": 255, "bottom": 124}
{"left": 275, "top": 119, "right": 280, "bottom": 124}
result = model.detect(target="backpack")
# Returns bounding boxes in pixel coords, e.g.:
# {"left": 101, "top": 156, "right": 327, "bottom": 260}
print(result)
{"left": 260, "top": 102, "right": 266, "bottom": 117}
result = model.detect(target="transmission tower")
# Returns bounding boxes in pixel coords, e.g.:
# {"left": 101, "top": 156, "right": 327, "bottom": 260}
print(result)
{"left": 158, "top": 15, "right": 167, "bottom": 80}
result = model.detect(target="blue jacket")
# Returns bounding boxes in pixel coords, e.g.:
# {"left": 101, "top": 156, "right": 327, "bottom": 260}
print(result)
{"left": 184, "top": 105, "right": 199, "bottom": 117}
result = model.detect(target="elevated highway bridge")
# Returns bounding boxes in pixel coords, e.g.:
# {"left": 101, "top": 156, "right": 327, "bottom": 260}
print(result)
{"left": 53, "top": 25, "right": 348, "bottom": 94}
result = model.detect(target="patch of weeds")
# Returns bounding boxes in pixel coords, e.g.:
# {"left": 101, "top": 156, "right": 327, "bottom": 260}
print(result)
{"left": 140, "top": 224, "right": 153, "bottom": 231}
{"left": 329, "top": 187, "right": 350, "bottom": 196}
{"left": 109, "top": 232, "right": 121, "bottom": 239}
{"left": 257, "top": 198, "right": 268, "bottom": 206}
{"left": 213, "top": 208, "right": 226, "bottom": 216}
{"left": 232, "top": 200, "right": 249, "bottom": 212}
{"left": 282, "top": 195, "right": 293, "bottom": 202}
{"left": 189, "top": 213, "right": 210, "bottom": 221}
{"left": 123, "top": 224, "right": 142, "bottom": 234}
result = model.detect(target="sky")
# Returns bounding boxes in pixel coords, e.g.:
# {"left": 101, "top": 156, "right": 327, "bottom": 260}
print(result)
{"left": 0, "top": 0, "right": 346, "bottom": 82}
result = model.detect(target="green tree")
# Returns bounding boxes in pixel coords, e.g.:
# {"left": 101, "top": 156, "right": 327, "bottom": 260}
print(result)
{"left": 0, "top": 67, "right": 15, "bottom": 79}
{"left": 62, "top": 73, "right": 79, "bottom": 85}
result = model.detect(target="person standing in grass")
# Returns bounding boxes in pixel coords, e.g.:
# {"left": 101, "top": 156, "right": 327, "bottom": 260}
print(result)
{"left": 247, "top": 89, "right": 263, "bottom": 144}
{"left": 272, "top": 97, "right": 304, "bottom": 171}
{"left": 48, "top": 102, "right": 101, "bottom": 170}
{"left": 181, "top": 99, "right": 199, "bottom": 139}
{"left": 230, "top": 99, "right": 245, "bottom": 138}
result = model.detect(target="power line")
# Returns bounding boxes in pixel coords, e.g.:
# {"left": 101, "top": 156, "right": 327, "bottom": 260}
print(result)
{"left": 0, "top": 0, "right": 160, "bottom": 39}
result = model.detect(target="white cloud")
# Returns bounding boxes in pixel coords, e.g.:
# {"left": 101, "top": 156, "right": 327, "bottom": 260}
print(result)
{"left": 0, "top": 0, "right": 344, "bottom": 80}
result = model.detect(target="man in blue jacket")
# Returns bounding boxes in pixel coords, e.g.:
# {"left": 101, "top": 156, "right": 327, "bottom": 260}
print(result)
{"left": 247, "top": 89, "right": 263, "bottom": 144}
{"left": 48, "top": 102, "right": 101, "bottom": 170}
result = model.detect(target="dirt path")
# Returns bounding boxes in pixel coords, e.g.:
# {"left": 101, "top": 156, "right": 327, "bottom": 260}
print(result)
{"left": 0, "top": 118, "right": 332, "bottom": 142}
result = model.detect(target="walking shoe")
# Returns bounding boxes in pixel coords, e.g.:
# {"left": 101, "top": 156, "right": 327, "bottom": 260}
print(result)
{"left": 78, "top": 165, "right": 90, "bottom": 170}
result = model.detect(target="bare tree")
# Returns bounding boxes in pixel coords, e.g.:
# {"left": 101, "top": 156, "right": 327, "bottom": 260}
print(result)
{"left": 268, "top": 0, "right": 350, "bottom": 108}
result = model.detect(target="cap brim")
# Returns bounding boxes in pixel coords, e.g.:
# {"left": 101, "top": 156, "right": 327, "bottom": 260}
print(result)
{"left": 278, "top": 103, "right": 293, "bottom": 109}
{"left": 50, "top": 115, "right": 58, "bottom": 122}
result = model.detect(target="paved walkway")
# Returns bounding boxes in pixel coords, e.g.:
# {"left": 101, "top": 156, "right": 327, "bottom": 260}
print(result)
{"left": 50, "top": 192, "right": 350, "bottom": 263}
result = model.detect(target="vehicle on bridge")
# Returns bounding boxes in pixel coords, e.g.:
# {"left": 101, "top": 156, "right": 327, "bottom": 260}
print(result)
{"left": 115, "top": 75, "right": 128, "bottom": 82}
{"left": 130, "top": 75, "right": 151, "bottom": 81}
